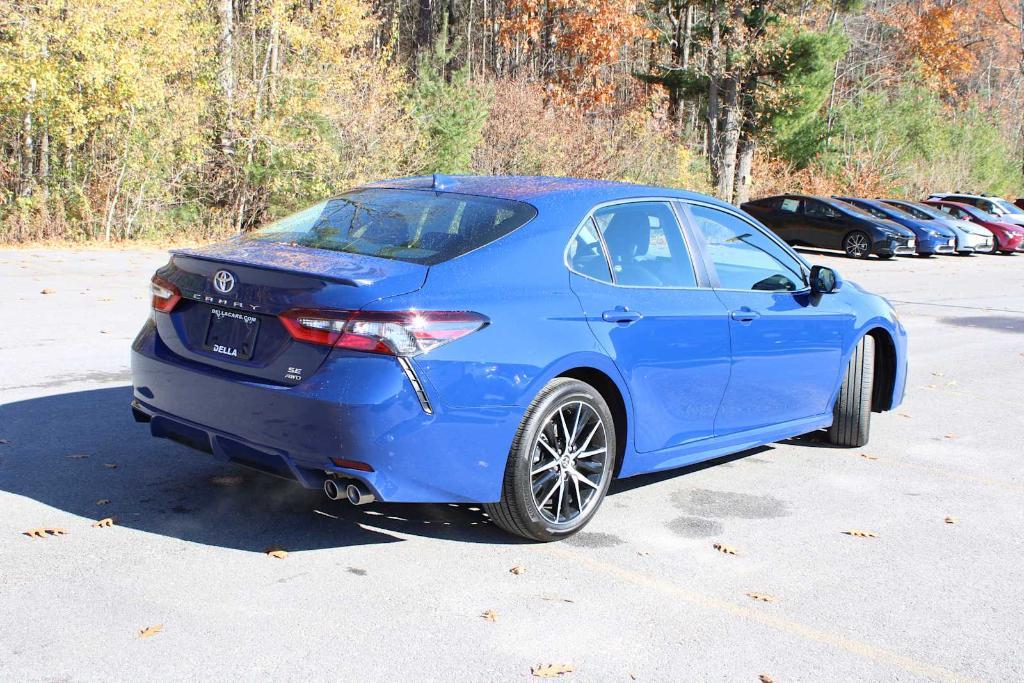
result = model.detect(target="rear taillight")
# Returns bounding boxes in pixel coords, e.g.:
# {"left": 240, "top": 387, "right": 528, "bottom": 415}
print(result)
{"left": 279, "top": 309, "right": 488, "bottom": 356}
{"left": 151, "top": 275, "right": 181, "bottom": 313}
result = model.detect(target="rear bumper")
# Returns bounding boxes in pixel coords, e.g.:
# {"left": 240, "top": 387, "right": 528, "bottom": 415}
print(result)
{"left": 131, "top": 321, "right": 521, "bottom": 503}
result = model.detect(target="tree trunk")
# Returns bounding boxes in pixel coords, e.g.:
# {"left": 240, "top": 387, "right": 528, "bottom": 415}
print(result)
{"left": 20, "top": 77, "right": 36, "bottom": 197}
{"left": 216, "top": 0, "right": 235, "bottom": 156}
{"left": 416, "top": 0, "right": 433, "bottom": 57}
{"left": 717, "top": 74, "right": 740, "bottom": 202}
{"left": 706, "top": 3, "right": 721, "bottom": 182}
{"left": 735, "top": 137, "right": 755, "bottom": 205}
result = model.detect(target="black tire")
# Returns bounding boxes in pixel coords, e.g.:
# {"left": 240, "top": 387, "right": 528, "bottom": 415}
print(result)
{"left": 876, "top": 254, "right": 894, "bottom": 260}
{"left": 485, "top": 378, "right": 615, "bottom": 542}
{"left": 843, "top": 231, "right": 871, "bottom": 259}
{"left": 827, "top": 334, "right": 875, "bottom": 447}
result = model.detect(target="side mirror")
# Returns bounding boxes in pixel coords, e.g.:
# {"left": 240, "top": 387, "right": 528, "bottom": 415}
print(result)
{"left": 810, "top": 265, "right": 840, "bottom": 294}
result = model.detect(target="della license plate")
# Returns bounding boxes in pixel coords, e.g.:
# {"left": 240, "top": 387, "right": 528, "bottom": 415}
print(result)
{"left": 204, "top": 308, "right": 260, "bottom": 360}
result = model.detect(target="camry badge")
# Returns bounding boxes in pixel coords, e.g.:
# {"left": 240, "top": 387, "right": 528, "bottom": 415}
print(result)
{"left": 213, "top": 270, "right": 235, "bottom": 294}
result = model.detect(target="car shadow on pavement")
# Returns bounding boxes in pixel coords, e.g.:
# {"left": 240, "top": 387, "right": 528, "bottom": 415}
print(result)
{"left": 0, "top": 386, "right": 515, "bottom": 552}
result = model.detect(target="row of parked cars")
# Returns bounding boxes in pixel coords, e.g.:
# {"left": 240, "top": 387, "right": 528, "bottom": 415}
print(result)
{"left": 741, "top": 192, "right": 1024, "bottom": 259}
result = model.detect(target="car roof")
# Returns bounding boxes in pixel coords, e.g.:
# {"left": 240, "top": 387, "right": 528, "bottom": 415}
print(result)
{"left": 359, "top": 175, "right": 733, "bottom": 210}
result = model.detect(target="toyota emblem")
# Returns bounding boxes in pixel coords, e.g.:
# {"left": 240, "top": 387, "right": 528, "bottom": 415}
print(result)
{"left": 213, "top": 270, "right": 236, "bottom": 294}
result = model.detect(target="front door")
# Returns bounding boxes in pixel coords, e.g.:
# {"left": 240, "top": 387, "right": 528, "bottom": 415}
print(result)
{"left": 567, "top": 201, "right": 731, "bottom": 454}
{"left": 682, "top": 202, "right": 850, "bottom": 435}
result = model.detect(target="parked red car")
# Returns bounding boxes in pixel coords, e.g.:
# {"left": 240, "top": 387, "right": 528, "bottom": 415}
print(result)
{"left": 924, "top": 200, "right": 1024, "bottom": 254}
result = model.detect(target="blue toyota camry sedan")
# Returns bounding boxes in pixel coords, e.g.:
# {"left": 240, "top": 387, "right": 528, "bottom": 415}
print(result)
{"left": 131, "top": 176, "right": 907, "bottom": 541}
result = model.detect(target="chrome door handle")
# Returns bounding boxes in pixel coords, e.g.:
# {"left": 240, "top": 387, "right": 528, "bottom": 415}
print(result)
{"left": 730, "top": 308, "right": 761, "bottom": 323}
{"left": 602, "top": 307, "right": 643, "bottom": 324}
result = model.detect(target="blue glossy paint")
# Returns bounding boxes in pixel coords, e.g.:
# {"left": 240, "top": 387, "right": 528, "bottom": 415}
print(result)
{"left": 131, "top": 176, "right": 907, "bottom": 503}
{"left": 838, "top": 197, "right": 956, "bottom": 255}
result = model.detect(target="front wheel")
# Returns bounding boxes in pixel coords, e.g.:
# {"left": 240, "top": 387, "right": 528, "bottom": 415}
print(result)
{"left": 827, "top": 334, "right": 875, "bottom": 447}
{"left": 843, "top": 231, "right": 871, "bottom": 259}
{"left": 485, "top": 378, "right": 615, "bottom": 541}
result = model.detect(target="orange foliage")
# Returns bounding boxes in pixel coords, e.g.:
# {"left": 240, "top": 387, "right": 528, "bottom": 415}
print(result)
{"left": 885, "top": 2, "right": 977, "bottom": 96}
{"left": 500, "top": 0, "right": 645, "bottom": 107}
{"left": 751, "top": 151, "right": 898, "bottom": 200}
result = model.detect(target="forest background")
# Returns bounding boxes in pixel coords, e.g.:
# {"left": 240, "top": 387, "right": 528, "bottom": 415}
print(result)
{"left": 2, "top": 0, "right": 1022, "bottom": 242}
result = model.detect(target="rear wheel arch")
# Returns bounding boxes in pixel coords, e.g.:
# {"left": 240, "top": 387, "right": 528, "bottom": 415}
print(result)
{"left": 865, "top": 327, "right": 897, "bottom": 412}
{"left": 556, "top": 367, "right": 628, "bottom": 478}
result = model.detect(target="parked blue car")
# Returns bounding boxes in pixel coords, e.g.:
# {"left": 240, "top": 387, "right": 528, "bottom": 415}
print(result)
{"left": 132, "top": 176, "right": 907, "bottom": 541}
{"left": 836, "top": 197, "right": 956, "bottom": 256}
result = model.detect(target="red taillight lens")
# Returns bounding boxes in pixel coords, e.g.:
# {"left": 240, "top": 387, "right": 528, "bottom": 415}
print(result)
{"left": 151, "top": 275, "right": 181, "bottom": 313}
{"left": 278, "top": 309, "right": 488, "bottom": 356}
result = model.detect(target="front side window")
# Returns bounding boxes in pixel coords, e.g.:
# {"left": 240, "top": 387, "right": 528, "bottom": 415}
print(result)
{"left": 688, "top": 204, "right": 806, "bottom": 292}
{"left": 247, "top": 188, "right": 537, "bottom": 265}
{"left": 804, "top": 200, "right": 840, "bottom": 219}
{"left": 591, "top": 202, "right": 697, "bottom": 287}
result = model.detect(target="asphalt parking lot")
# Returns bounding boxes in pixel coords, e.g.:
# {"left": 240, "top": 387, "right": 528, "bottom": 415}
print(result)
{"left": 1, "top": 247, "right": 1022, "bottom": 682}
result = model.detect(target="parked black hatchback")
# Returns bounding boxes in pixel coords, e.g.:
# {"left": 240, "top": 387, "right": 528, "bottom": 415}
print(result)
{"left": 741, "top": 194, "right": 917, "bottom": 259}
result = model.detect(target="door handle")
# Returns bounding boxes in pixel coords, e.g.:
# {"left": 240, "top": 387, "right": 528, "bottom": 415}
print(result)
{"left": 602, "top": 307, "right": 643, "bottom": 324}
{"left": 730, "top": 308, "right": 761, "bottom": 323}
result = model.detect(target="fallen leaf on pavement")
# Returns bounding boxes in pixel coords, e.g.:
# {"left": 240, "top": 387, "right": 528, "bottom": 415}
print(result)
{"left": 41, "top": 288, "right": 56, "bottom": 294}
{"left": 23, "top": 528, "right": 67, "bottom": 539}
{"left": 481, "top": 609, "right": 498, "bottom": 622}
{"left": 96, "top": 499, "right": 111, "bottom": 505}
{"left": 746, "top": 592, "right": 775, "bottom": 603}
{"left": 531, "top": 663, "right": 574, "bottom": 678}
{"left": 713, "top": 543, "right": 738, "bottom": 555}
{"left": 540, "top": 597, "right": 575, "bottom": 604}
{"left": 138, "top": 625, "right": 163, "bottom": 639}
{"left": 759, "top": 675, "right": 774, "bottom": 683}
{"left": 510, "top": 565, "right": 526, "bottom": 575}
{"left": 944, "top": 434, "right": 958, "bottom": 440}
{"left": 945, "top": 516, "right": 957, "bottom": 524}
{"left": 92, "top": 518, "right": 115, "bottom": 528}
{"left": 842, "top": 530, "right": 878, "bottom": 538}
{"left": 898, "top": 413, "right": 912, "bottom": 418}
{"left": 265, "top": 548, "right": 288, "bottom": 559}
{"left": 859, "top": 453, "right": 878, "bottom": 460}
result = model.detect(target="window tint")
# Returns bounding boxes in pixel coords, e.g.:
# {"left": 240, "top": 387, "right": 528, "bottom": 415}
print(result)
{"left": 567, "top": 219, "right": 612, "bottom": 283}
{"left": 804, "top": 200, "right": 840, "bottom": 219}
{"left": 689, "top": 204, "right": 806, "bottom": 292}
{"left": 894, "top": 202, "right": 933, "bottom": 220}
{"left": 592, "top": 202, "right": 697, "bottom": 287}
{"left": 856, "top": 203, "right": 889, "bottom": 220}
{"left": 247, "top": 188, "right": 537, "bottom": 265}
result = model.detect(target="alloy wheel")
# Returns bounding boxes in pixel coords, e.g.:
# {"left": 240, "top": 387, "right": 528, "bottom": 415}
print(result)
{"left": 529, "top": 400, "right": 608, "bottom": 525}
{"left": 845, "top": 233, "right": 870, "bottom": 258}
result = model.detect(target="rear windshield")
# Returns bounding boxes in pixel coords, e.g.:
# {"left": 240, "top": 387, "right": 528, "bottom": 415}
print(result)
{"left": 246, "top": 188, "right": 537, "bottom": 265}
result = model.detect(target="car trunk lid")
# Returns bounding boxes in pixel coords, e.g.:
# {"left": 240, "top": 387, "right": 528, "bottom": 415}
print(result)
{"left": 153, "top": 239, "right": 427, "bottom": 384}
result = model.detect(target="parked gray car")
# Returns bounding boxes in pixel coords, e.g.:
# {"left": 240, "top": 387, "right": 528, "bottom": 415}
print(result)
{"left": 881, "top": 199, "right": 994, "bottom": 254}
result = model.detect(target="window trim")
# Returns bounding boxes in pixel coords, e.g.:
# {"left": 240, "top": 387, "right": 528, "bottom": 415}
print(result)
{"left": 563, "top": 197, "right": 707, "bottom": 290}
{"left": 676, "top": 199, "right": 811, "bottom": 294}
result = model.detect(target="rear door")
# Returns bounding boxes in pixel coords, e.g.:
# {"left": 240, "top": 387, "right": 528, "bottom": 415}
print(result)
{"left": 154, "top": 242, "right": 426, "bottom": 385}
{"left": 680, "top": 202, "right": 848, "bottom": 434}
{"left": 567, "top": 200, "right": 731, "bottom": 455}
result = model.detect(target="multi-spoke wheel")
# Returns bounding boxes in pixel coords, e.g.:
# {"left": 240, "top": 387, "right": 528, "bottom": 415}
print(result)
{"left": 843, "top": 231, "right": 871, "bottom": 259}
{"left": 485, "top": 378, "right": 615, "bottom": 541}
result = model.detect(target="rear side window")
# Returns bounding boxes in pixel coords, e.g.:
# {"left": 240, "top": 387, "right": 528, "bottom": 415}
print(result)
{"left": 247, "top": 189, "right": 537, "bottom": 265}
{"left": 567, "top": 219, "right": 612, "bottom": 283}
{"left": 780, "top": 197, "right": 801, "bottom": 213}
{"left": 591, "top": 202, "right": 697, "bottom": 288}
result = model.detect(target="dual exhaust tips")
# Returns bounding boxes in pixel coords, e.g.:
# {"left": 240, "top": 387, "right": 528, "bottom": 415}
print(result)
{"left": 324, "top": 479, "right": 375, "bottom": 506}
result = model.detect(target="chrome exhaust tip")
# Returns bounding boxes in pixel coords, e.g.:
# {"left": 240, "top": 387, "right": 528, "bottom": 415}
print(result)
{"left": 323, "top": 479, "right": 344, "bottom": 501}
{"left": 345, "top": 482, "right": 375, "bottom": 506}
